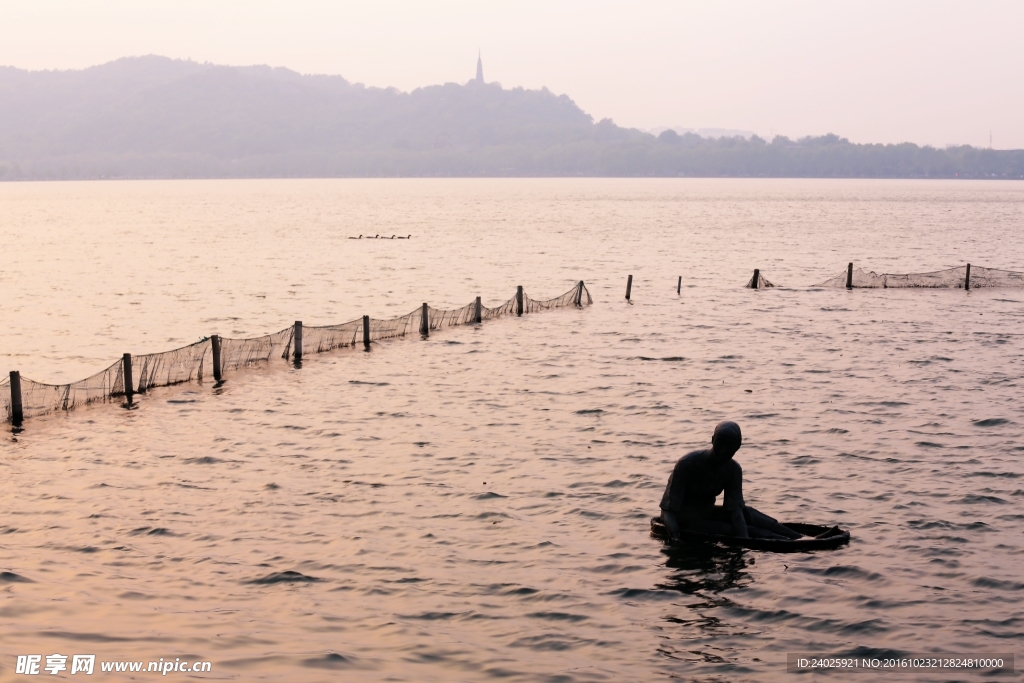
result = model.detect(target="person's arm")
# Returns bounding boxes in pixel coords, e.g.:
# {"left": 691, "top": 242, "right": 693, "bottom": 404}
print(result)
{"left": 659, "top": 456, "right": 689, "bottom": 541}
{"left": 661, "top": 509, "right": 683, "bottom": 541}
{"left": 723, "top": 462, "right": 748, "bottom": 538}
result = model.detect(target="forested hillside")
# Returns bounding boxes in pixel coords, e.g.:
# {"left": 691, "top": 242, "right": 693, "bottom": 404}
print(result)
{"left": 1, "top": 56, "right": 1021, "bottom": 179}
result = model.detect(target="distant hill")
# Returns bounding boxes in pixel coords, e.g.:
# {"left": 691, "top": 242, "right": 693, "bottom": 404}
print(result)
{"left": 1, "top": 56, "right": 1021, "bottom": 179}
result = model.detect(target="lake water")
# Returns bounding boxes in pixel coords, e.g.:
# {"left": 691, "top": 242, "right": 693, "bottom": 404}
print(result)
{"left": 1, "top": 179, "right": 1022, "bottom": 681}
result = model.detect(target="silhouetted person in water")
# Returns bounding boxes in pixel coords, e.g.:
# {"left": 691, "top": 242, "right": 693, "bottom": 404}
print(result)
{"left": 660, "top": 421, "right": 801, "bottom": 540}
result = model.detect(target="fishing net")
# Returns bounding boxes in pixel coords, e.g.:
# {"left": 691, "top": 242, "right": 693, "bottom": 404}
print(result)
{"left": 428, "top": 301, "right": 479, "bottom": 328}
{"left": 16, "top": 359, "right": 124, "bottom": 420}
{"left": 523, "top": 282, "right": 593, "bottom": 312}
{"left": 817, "top": 265, "right": 1024, "bottom": 289}
{"left": 0, "top": 375, "right": 10, "bottom": 423}
{"left": 369, "top": 310, "right": 423, "bottom": 340}
{"left": 305, "top": 281, "right": 592, "bottom": 347}
{"left": 6, "top": 282, "right": 591, "bottom": 423}
{"left": 133, "top": 339, "right": 212, "bottom": 393}
{"left": 744, "top": 272, "right": 776, "bottom": 289}
{"left": 303, "top": 318, "right": 363, "bottom": 353}
{"left": 963, "top": 267, "right": 1024, "bottom": 288}
{"left": 482, "top": 295, "right": 519, "bottom": 320}
{"left": 219, "top": 327, "right": 294, "bottom": 372}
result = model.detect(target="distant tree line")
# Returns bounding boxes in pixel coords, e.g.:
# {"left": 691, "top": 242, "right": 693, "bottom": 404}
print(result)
{"left": 1, "top": 57, "right": 1021, "bottom": 180}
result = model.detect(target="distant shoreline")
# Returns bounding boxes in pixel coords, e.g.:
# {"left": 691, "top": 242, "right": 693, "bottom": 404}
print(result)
{"left": 2, "top": 174, "right": 1022, "bottom": 182}
{"left": 3, "top": 56, "right": 1022, "bottom": 181}
{"left": 4, "top": 143, "right": 1021, "bottom": 181}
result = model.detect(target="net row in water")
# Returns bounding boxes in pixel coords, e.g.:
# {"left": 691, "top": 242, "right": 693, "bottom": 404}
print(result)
{"left": 818, "top": 264, "right": 1024, "bottom": 289}
{"left": 5, "top": 282, "right": 591, "bottom": 424}
{"left": 745, "top": 270, "right": 776, "bottom": 289}
{"left": 744, "top": 264, "right": 1024, "bottom": 289}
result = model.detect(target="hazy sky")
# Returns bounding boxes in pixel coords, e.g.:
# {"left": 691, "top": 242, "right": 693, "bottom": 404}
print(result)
{"left": 2, "top": 0, "right": 1022, "bottom": 148}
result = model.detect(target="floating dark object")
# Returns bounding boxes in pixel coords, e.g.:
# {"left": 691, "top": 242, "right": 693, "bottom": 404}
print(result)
{"left": 650, "top": 516, "right": 850, "bottom": 552}
{"left": 247, "top": 570, "right": 321, "bottom": 585}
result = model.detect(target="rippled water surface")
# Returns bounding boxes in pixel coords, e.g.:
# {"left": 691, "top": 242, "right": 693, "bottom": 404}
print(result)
{"left": 2, "top": 179, "right": 1023, "bottom": 681}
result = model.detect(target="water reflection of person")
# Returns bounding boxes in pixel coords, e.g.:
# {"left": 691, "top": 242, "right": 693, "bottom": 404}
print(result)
{"left": 657, "top": 544, "right": 751, "bottom": 595}
{"left": 660, "top": 421, "right": 801, "bottom": 541}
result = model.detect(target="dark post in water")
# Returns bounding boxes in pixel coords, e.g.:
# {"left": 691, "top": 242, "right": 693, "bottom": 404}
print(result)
{"left": 677, "top": 276, "right": 682, "bottom": 295}
{"left": 474, "top": 297, "right": 482, "bottom": 324}
{"left": 751, "top": 269, "right": 760, "bottom": 290}
{"left": 211, "top": 335, "right": 222, "bottom": 383}
{"left": 293, "top": 321, "right": 303, "bottom": 361}
{"left": 516, "top": 286, "right": 524, "bottom": 317}
{"left": 421, "top": 303, "right": 429, "bottom": 336}
{"left": 965, "top": 263, "right": 971, "bottom": 291}
{"left": 846, "top": 263, "right": 854, "bottom": 289}
{"left": 363, "top": 315, "right": 371, "bottom": 350}
{"left": 122, "top": 353, "right": 134, "bottom": 406}
{"left": 9, "top": 370, "right": 23, "bottom": 426}
{"left": 625, "top": 274, "right": 633, "bottom": 300}
{"left": 574, "top": 281, "right": 584, "bottom": 307}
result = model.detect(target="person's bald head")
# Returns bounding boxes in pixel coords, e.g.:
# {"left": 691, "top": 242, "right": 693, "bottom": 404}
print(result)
{"left": 711, "top": 421, "right": 742, "bottom": 459}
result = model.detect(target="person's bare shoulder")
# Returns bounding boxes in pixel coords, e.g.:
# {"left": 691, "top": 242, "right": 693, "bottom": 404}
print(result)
{"left": 676, "top": 448, "right": 711, "bottom": 470}
{"left": 726, "top": 459, "right": 743, "bottom": 481}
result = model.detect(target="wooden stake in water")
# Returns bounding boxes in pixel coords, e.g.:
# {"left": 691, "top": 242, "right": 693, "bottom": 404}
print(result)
{"left": 677, "top": 276, "right": 682, "bottom": 295}
{"left": 9, "top": 370, "right": 23, "bottom": 426}
{"left": 751, "top": 269, "right": 760, "bottom": 290}
{"left": 122, "top": 353, "right": 134, "bottom": 406}
{"left": 421, "top": 303, "right": 429, "bottom": 336}
{"left": 965, "top": 263, "right": 971, "bottom": 291}
{"left": 363, "top": 315, "right": 371, "bottom": 350}
{"left": 575, "top": 281, "right": 584, "bottom": 306}
{"left": 211, "top": 335, "right": 222, "bottom": 383}
{"left": 516, "top": 286, "right": 524, "bottom": 317}
{"left": 474, "top": 297, "right": 482, "bottom": 324}
{"left": 846, "top": 263, "right": 854, "bottom": 290}
{"left": 625, "top": 274, "right": 633, "bottom": 300}
{"left": 293, "top": 321, "right": 303, "bottom": 361}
